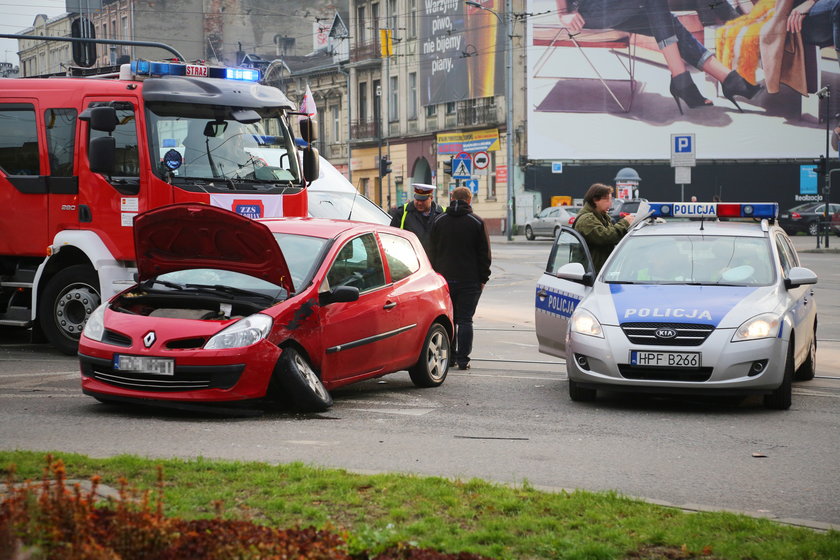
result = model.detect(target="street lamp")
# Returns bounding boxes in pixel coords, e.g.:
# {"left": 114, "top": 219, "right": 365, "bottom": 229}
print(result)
{"left": 465, "top": 0, "right": 515, "bottom": 240}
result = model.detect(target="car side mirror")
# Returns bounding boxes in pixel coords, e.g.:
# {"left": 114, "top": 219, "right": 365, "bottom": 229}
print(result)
{"left": 555, "top": 262, "right": 594, "bottom": 286}
{"left": 784, "top": 266, "right": 818, "bottom": 289}
{"left": 319, "top": 285, "right": 359, "bottom": 306}
{"left": 303, "top": 146, "right": 320, "bottom": 185}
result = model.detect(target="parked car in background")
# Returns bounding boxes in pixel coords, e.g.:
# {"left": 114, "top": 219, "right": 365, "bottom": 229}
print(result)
{"left": 565, "top": 206, "right": 583, "bottom": 225}
{"left": 525, "top": 206, "right": 575, "bottom": 240}
{"left": 778, "top": 202, "right": 840, "bottom": 236}
{"left": 608, "top": 198, "right": 648, "bottom": 223}
{"left": 832, "top": 210, "right": 840, "bottom": 236}
{"left": 78, "top": 204, "right": 454, "bottom": 413}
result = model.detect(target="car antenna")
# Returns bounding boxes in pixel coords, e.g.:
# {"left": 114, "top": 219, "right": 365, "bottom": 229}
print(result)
{"left": 347, "top": 189, "right": 359, "bottom": 220}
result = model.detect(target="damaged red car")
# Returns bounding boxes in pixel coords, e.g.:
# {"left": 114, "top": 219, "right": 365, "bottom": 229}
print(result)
{"left": 78, "top": 203, "right": 453, "bottom": 412}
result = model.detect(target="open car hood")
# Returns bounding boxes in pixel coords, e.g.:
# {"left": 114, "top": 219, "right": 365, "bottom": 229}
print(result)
{"left": 133, "top": 203, "right": 294, "bottom": 294}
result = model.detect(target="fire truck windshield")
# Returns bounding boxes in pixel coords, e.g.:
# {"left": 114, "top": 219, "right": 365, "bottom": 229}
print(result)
{"left": 146, "top": 102, "right": 301, "bottom": 188}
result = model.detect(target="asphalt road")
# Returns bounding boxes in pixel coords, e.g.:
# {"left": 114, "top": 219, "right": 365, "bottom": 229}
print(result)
{"left": 1, "top": 233, "right": 839, "bottom": 530}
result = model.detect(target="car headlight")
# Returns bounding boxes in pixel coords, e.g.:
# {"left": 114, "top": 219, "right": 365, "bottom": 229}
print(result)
{"left": 81, "top": 303, "right": 107, "bottom": 342}
{"left": 204, "top": 313, "right": 273, "bottom": 349}
{"left": 570, "top": 308, "right": 604, "bottom": 338}
{"left": 732, "top": 313, "right": 781, "bottom": 342}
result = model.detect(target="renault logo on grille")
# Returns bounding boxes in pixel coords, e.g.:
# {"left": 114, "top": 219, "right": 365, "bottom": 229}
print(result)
{"left": 143, "top": 331, "right": 156, "bottom": 348}
{"left": 655, "top": 328, "right": 677, "bottom": 339}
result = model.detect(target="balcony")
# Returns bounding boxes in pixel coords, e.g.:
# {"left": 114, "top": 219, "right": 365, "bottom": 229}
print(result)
{"left": 351, "top": 38, "right": 381, "bottom": 63}
{"left": 457, "top": 98, "right": 499, "bottom": 127}
{"left": 350, "top": 119, "right": 378, "bottom": 141}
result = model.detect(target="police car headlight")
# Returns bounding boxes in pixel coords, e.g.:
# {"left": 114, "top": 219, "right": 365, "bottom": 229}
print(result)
{"left": 82, "top": 303, "right": 107, "bottom": 342}
{"left": 570, "top": 309, "right": 604, "bottom": 338}
{"left": 732, "top": 313, "right": 781, "bottom": 342}
{"left": 205, "top": 313, "right": 273, "bottom": 349}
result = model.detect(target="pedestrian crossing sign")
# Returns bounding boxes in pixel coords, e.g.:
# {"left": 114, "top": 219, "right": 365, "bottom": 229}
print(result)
{"left": 452, "top": 152, "right": 472, "bottom": 180}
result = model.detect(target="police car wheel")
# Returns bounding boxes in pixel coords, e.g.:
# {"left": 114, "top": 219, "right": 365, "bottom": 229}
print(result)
{"left": 764, "top": 343, "right": 793, "bottom": 410}
{"left": 408, "top": 323, "right": 450, "bottom": 387}
{"left": 525, "top": 226, "right": 535, "bottom": 240}
{"left": 273, "top": 347, "right": 333, "bottom": 412}
{"left": 568, "top": 379, "right": 596, "bottom": 402}
{"left": 794, "top": 333, "right": 816, "bottom": 382}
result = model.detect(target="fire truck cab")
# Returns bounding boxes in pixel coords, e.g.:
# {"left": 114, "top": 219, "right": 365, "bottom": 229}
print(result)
{"left": 0, "top": 60, "right": 319, "bottom": 354}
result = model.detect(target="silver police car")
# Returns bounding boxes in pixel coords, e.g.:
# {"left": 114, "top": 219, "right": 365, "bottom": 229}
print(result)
{"left": 535, "top": 202, "right": 818, "bottom": 409}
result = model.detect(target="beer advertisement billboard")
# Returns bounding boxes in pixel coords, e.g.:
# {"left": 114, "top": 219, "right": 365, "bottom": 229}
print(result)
{"left": 419, "top": 0, "right": 505, "bottom": 105}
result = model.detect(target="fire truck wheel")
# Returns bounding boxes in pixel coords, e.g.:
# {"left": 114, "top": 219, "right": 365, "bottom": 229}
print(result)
{"left": 39, "top": 265, "right": 101, "bottom": 355}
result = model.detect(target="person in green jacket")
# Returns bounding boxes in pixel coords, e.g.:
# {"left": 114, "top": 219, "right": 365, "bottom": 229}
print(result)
{"left": 573, "top": 183, "right": 635, "bottom": 273}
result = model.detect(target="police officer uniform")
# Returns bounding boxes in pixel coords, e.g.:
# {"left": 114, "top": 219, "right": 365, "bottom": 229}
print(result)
{"left": 389, "top": 183, "right": 444, "bottom": 253}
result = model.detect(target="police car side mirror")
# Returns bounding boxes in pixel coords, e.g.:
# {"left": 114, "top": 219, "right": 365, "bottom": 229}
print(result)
{"left": 299, "top": 117, "right": 317, "bottom": 143}
{"left": 555, "top": 262, "right": 594, "bottom": 286}
{"left": 89, "top": 136, "right": 116, "bottom": 175}
{"left": 784, "top": 266, "right": 818, "bottom": 289}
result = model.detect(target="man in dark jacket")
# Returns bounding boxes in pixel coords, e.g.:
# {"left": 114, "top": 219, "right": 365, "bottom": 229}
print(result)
{"left": 389, "top": 183, "right": 445, "bottom": 253}
{"left": 428, "top": 186, "right": 492, "bottom": 370}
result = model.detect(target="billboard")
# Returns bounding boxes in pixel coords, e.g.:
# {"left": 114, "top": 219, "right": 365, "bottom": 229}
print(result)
{"left": 419, "top": 0, "right": 504, "bottom": 105}
{"left": 526, "top": 0, "right": 833, "bottom": 160}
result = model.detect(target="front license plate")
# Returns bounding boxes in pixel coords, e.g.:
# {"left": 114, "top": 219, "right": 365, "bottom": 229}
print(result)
{"left": 630, "top": 351, "right": 701, "bottom": 368}
{"left": 114, "top": 355, "right": 175, "bottom": 376}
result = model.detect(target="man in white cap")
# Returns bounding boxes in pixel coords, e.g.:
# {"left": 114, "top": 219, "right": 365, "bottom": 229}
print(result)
{"left": 389, "top": 183, "right": 445, "bottom": 253}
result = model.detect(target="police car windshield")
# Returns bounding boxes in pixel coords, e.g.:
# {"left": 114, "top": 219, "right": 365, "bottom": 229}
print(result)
{"left": 146, "top": 103, "right": 301, "bottom": 184}
{"left": 602, "top": 235, "right": 775, "bottom": 286}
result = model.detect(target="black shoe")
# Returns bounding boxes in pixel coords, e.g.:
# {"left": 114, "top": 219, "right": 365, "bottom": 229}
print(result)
{"left": 670, "top": 71, "right": 712, "bottom": 115}
{"left": 457, "top": 363, "right": 470, "bottom": 370}
{"left": 720, "top": 70, "right": 761, "bottom": 113}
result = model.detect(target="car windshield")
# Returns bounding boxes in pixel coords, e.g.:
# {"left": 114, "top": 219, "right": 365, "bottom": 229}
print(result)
{"left": 146, "top": 102, "right": 300, "bottom": 184}
{"left": 602, "top": 235, "right": 775, "bottom": 286}
{"left": 151, "top": 233, "right": 329, "bottom": 295}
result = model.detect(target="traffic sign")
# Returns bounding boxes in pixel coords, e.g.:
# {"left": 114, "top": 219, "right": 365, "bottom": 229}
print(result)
{"left": 473, "top": 151, "right": 489, "bottom": 170}
{"left": 464, "top": 178, "right": 479, "bottom": 194}
{"left": 452, "top": 152, "right": 472, "bottom": 180}
{"left": 670, "top": 133, "right": 696, "bottom": 167}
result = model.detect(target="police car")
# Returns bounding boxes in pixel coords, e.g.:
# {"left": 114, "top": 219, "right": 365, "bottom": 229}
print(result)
{"left": 535, "top": 202, "right": 818, "bottom": 409}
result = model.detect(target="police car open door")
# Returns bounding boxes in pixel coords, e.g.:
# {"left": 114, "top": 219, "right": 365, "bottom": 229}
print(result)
{"left": 535, "top": 227, "right": 593, "bottom": 358}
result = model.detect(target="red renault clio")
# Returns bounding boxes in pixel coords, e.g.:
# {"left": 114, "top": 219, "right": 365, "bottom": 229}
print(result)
{"left": 78, "top": 203, "right": 453, "bottom": 412}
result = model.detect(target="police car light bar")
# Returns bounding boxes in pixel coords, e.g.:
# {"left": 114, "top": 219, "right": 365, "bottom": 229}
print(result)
{"left": 130, "top": 60, "right": 260, "bottom": 82}
{"left": 647, "top": 202, "right": 778, "bottom": 219}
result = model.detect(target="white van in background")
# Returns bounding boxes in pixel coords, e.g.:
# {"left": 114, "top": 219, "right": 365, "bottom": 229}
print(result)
{"left": 308, "top": 157, "right": 391, "bottom": 224}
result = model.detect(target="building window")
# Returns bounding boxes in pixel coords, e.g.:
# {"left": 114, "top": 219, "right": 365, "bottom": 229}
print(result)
{"left": 359, "top": 82, "right": 368, "bottom": 122}
{"left": 388, "top": 0, "right": 397, "bottom": 36}
{"left": 408, "top": 0, "right": 417, "bottom": 37}
{"left": 408, "top": 73, "right": 417, "bottom": 120}
{"left": 389, "top": 75, "right": 399, "bottom": 122}
{"left": 331, "top": 105, "right": 340, "bottom": 141}
{"left": 445, "top": 102, "right": 456, "bottom": 115}
{"left": 426, "top": 104, "right": 437, "bottom": 118}
{"left": 357, "top": 5, "right": 366, "bottom": 44}
{"left": 487, "top": 151, "right": 497, "bottom": 200}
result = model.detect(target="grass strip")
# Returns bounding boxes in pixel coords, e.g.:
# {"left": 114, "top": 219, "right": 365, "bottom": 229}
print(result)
{"left": 1, "top": 450, "right": 837, "bottom": 560}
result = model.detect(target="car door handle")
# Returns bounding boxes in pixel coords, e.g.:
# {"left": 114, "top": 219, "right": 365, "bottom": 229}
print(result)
{"left": 383, "top": 302, "right": 397, "bottom": 309}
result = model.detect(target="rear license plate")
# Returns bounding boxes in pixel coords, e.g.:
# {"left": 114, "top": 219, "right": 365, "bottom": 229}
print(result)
{"left": 630, "top": 351, "right": 700, "bottom": 368}
{"left": 114, "top": 355, "right": 175, "bottom": 376}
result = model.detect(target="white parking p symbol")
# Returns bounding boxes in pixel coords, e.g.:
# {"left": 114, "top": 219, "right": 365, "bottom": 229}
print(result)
{"left": 675, "top": 136, "right": 692, "bottom": 153}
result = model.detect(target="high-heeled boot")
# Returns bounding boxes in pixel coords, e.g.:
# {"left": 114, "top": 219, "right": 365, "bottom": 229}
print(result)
{"left": 670, "top": 71, "right": 712, "bottom": 115}
{"left": 721, "top": 70, "right": 761, "bottom": 112}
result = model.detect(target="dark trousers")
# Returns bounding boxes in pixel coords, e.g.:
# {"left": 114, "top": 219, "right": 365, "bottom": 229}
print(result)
{"left": 802, "top": 0, "right": 840, "bottom": 51}
{"left": 578, "top": 0, "right": 710, "bottom": 68}
{"left": 447, "top": 281, "right": 482, "bottom": 367}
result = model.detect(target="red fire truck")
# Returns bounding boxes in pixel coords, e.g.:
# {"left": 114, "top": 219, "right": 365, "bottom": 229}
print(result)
{"left": 0, "top": 59, "right": 319, "bottom": 354}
